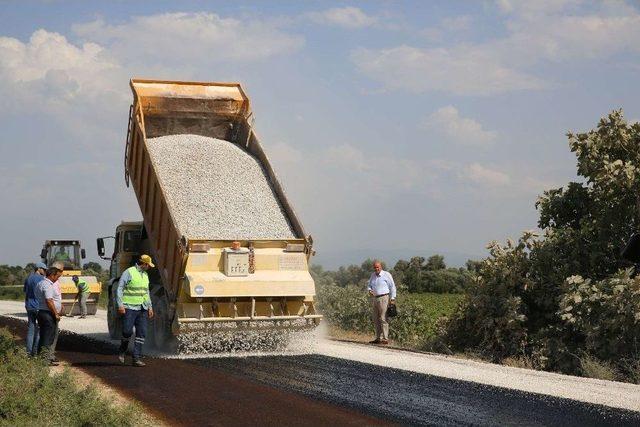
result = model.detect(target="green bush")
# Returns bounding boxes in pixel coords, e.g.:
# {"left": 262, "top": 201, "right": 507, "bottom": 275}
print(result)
{"left": 557, "top": 270, "right": 640, "bottom": 377}
{"left": 316, "top": 284, "right": 462, "bottom": 347}
{"left": 441, "top": 235, "right": 533, "bottom": 361}
{"left": 0, "top": 327, "right": 142, "bottom": 426}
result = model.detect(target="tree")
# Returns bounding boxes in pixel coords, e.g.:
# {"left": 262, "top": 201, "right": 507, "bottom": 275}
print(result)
{"left": 443, "top": 110, "right": 640, "bottom": 375}
{"left": 465, "top": 259, "right": 482, "bottom": 273}
{"left": 425, "top": 255, "right": 446, "bottom": 271}
{"left": 82, "top": 262, "right": 103, "bottom": 273}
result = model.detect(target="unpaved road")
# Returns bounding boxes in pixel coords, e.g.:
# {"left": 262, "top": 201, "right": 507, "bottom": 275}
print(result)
{"left": 1, "top": 301, "right": 639, "bottom": 426}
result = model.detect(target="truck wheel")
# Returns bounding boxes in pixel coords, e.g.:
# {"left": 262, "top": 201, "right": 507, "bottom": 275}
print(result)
{"left": 107, "top": 285, "right": 123, "bottom": 340}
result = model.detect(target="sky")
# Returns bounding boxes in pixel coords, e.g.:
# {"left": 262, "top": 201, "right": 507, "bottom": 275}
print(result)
{"left": 1, "top": 0, "right": 640, "bottom": 268}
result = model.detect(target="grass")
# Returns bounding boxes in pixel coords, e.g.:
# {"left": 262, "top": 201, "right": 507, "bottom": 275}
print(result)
{"left": 408, "top": 293, "right": 463, "bottom": 329}
{"left": 580, "top": 354, "right": 619, "bottom": 381}
{"left": 0, "top": 327, "right": 153, "bottom": 426}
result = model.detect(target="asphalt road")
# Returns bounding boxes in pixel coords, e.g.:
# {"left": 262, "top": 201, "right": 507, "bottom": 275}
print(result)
{"left": 191, "top": 354, "right": 640, "bottom": 426}
{"left": 2, "top": 315, "right": 639, "bottom": 426}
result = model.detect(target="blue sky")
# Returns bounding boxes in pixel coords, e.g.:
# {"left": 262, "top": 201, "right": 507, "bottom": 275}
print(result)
{"left": 1, "top": 1, "right": 640, "bottom": 268}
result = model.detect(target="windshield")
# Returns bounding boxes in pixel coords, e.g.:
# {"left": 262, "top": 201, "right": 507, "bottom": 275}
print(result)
{"left": 47, "top": 244, "right": 80, "bottom": 270}
{"left": 122, "top": 230, "right": 141, "bottom": 252}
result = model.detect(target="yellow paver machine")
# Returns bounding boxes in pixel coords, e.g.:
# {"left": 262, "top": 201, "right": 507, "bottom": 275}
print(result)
{"left": 98, "top": 79, "right": 321, "bottom": 352}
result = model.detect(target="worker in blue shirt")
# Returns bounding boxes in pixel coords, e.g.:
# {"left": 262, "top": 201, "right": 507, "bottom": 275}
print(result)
{"left": 23, "top": 262, "right": 47, "bottom": 356}
{"left": 367, "top": 261, "right": 396, "bottom": 345}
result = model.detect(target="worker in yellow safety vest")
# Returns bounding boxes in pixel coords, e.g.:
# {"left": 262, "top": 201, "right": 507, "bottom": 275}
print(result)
{"left": 72, "top": 275, "right": 90, "bottom": 318}
{"left": 116, "top": 254, "right": 155, "bottom": 367}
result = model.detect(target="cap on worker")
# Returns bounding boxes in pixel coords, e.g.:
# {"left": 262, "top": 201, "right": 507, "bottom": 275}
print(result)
{"left": 139, "top": 254, "right": 155, "bottom": 267}
{"left": 51, "top": 261, "right": 65, "bottom": 271}
{"left": 35, "top": 262, "right": 47, "bottom": 270}
{"left": 72, "top": 275, "right": 79, "bottom": 282}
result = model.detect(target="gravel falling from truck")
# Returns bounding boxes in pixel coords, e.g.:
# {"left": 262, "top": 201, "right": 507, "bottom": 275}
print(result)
{"left": 173, "top": 320, "right": 322, "bottom": 355}
{"left": 146, "top": 134, "right": 296, "bottom": 240}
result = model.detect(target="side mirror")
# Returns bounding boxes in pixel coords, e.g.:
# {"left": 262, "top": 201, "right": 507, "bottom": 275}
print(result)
{"left": 40, "top": 248, "right": 47, "bottom": 261}
{"left": 81, "top": 248, "right": 86, "bottom": 259}
{"left": 97, "top": 238, "right": 105, "bottom": 258}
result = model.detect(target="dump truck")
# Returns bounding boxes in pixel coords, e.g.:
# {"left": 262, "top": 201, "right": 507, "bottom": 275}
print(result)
{"left": 98, "top": 79, "right": 321, "bottom": 352}
{"left": 40, "top": 240, "right": 101, "bottom": 315}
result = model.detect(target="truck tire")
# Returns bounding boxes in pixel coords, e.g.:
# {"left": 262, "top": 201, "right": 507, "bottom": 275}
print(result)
{"left": 107, "top": 284, "right": 123, "bottom": 340}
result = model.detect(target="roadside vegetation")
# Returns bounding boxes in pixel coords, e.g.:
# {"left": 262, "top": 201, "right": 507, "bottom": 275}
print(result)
{"left": 0, "top": 262, "right": 109, "bottom": 304}
{"left": 313, "top": 260, "right": 467, "bottom": 348}
{"left": 0, "top": 327, "right": 148, "bottom": 426}
{"left": 441, "top": 110, "right": 640, "bottom": 383}
{"left": 317, "top": 111, "right": 640, "bottom": 384}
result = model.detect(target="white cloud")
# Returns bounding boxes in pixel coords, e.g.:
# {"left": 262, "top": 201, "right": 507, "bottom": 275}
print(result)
{"left": 353, "top": 2, "right": 640, "bottom": 95}
{"left": 308, "top": 7, "right": 378, "bottom": 29}
{"left": 267, "top": 141, "right": 304, "bottom": 165}
{"left": 442, "top": 15, "right": 473, "bottom": 31}
{"left": 496, "top": 0, "right": 582, "bottom": 16}
{"left": 461, "top": 163, "right": 511, "bottom": 186}
{"left": 73, "top": 12, "right": 304, "bottom": 64}
{"left": 325, "top": 144, "right": 373, "bottom": 173}
{"left": 351, "top": 45, "right": 545, "bottom": 96}
{"left": 323, "top": 144, "right": 429, "bottom": 191}
{"left": 422, "top": 106, "right": 497, "bottom": 147}
{"left": 0, "top": 29, "right": 120, "bottom": 107}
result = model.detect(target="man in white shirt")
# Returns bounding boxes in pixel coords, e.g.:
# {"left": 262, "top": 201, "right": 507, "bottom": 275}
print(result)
{"left": 367, "top": 261, "right": 396, "bottom": 345}
{"left": 35, "top": 265, "right": 64, "bottom": 364}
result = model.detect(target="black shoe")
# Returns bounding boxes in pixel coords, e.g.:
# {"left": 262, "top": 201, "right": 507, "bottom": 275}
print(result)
{"left": 49, "top": 360, "right": 60, "bottom": 366}
{"left": 118, "top": 352, "right": 126, "bottom": 365}
{"left": 51, "top": 356, "right": 59, "bottom": 363}
{"left": 132, "top": 359, "right": 146, "bottom": 367}
{"left": 369, "top": 339, "right": 381, "bottom": 344}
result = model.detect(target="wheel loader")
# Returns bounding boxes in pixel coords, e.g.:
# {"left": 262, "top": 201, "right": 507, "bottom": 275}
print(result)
{"left": 40, "top": 240, "right": 101, "bottom": 315}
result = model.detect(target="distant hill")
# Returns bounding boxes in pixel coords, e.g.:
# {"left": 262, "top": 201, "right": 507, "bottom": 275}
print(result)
{"left": 311, "top": 248, "right": 485, "bottom": 270}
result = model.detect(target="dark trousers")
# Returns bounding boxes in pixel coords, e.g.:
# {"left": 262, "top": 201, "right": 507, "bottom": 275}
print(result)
{"left": 36, "top": 310, "right": 56, "bottom": 360}
{"left": 119, "top": 308, "right": 148, "bottom": 360}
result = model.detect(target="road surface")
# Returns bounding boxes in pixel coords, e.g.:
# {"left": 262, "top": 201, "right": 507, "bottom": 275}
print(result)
{"left": 0, "top": 301, "right": 638, "bottom": 426}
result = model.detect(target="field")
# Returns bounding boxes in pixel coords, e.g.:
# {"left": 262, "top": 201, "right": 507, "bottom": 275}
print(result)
{"left": 406, "top": 292, "right": 463, "bottom": 336}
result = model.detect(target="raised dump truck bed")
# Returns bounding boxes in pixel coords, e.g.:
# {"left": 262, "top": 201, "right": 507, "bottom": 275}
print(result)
{"left": 120, "top": 79, "right": 320, "bottom": 351}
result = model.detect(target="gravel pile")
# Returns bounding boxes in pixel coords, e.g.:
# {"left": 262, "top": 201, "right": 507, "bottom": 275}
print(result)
{"left": 146, "top": 134, "right": 296, "bottom": 240}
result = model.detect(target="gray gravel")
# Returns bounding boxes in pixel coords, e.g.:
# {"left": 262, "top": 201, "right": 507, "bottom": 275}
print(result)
{"left": 146, "top": 134, "right": 296, "bottom": 240}
{"left": 175, "top": 320, "right": 319, "bottom": 354}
